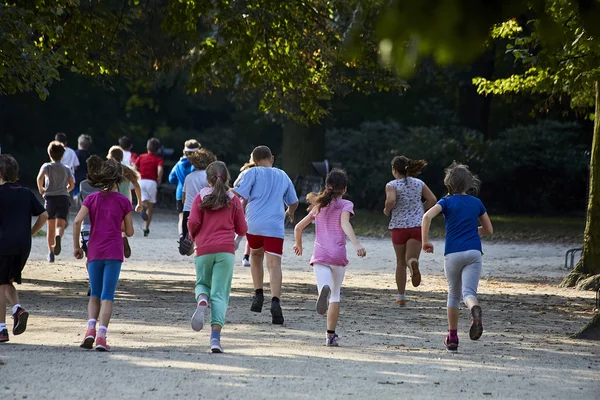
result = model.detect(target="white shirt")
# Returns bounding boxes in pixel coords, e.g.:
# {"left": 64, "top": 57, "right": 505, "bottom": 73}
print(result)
{"left": 122, "top": 150, "right": 133, "bottom": 166}
{"left": 183, "top": 170, "right": 208, "bottom": 212}
{"left": 61, "top": 147, "right": 80, "bottom": 173}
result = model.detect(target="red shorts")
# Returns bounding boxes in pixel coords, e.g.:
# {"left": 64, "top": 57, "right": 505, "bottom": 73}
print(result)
{"left": 246, "top": 234, "right": 284, "bottom": 256}
{"left": 391, "top": 227, "right": 422, "bottom": 246}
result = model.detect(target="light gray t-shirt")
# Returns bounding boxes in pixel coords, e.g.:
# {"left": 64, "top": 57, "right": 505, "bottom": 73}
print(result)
{"left": 183, "top": 170, "right": 208, "bottom": 212}
{"left": 40, "top": 162, "right": 73, "bottom": 197}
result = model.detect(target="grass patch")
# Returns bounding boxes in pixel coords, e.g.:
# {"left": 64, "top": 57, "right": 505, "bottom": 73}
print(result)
{"left": 351, "top": 210, "right": 585, "bottom": 243}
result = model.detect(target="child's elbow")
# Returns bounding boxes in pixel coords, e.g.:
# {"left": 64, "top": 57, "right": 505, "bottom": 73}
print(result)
{"left": 126, "top": 227, "right": 135, "bottom": 237}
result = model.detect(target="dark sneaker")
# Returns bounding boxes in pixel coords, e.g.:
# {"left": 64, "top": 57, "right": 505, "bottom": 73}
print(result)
{"left": 141, "top": 207, "right": 149, "bottom": 221}
{"left": 0, "top": 328, "right": 8, "bottom": 343}
{"left": 316, "top": 285, "right": 331, "bottom": 315}
{"left": 54, "top": 235, "right": 62, "bottom": 256}
{"left": 12, "top": 307, "right": 29, "bottom": 335}
{"left": 123, "top": 237, "right": 131, "bottom": 259}
{"left": 409, "top": 259, "right": 421, "bottom": 287}
{"left": 271, "top": 299, "right": 284, "bottom": 325}
{"left": 179, "top": 237, "right": 194, "bottom": 256}
{"left": 47, "top": 252, "right": 55, "bottom": 263}
{"left": 80, "top": 232, "right": 89, "bottom": 255}
{"left": 143, "top": 229, "right": 150, "bottom": 237}
{"left": 251, "top": 292, "right": 264, "bottom": 313}
{"left": 326, "top": 333, "right": 339, "bottom": 347}
{"left": 444, "top": 335, "right": 459, "bottom": 352}
{"left": 469, "top": 305, "right": 483, "bottom": 340}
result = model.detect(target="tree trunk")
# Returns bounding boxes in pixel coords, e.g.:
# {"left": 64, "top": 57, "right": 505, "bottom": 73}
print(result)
{"left": 561, "top": 81, "right": 600, "bottom": 291}
{"left": 281, "top": 120, "right": 325, "bottom": 178}
{"left": 571, "top": 314, "right": 600, "bottom": 341}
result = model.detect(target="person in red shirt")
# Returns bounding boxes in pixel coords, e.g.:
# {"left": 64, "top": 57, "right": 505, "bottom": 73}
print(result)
{"left": 134, "top": 138, "right": 164, "bottom": 236}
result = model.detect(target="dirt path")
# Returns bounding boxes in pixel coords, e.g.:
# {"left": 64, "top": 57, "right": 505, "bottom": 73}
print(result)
{"left": 1, "top": 212, "right": 599, "bottom": 399}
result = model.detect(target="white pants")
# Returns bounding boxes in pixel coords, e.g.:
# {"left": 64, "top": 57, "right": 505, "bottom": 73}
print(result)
{"left": 139, "top": 179, "right": 158, "bottom": 203}
{"left": 313, "top": 264, "right": 346, "bottom": 303}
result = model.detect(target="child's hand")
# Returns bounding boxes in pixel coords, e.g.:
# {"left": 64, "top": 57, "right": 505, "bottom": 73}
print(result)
{"left": 234, "top": 235, "right": 244, "bottom": 251}
{"left": 355, "top": 243, "right": 366, "bottom": 257}
{"left": 286, "top": 209, "right": 295, "bottom": 223}
{"left": 135, "top": 203, "right": 143, "bottom": 213}
{"left": 422, "top": 242, "right": 434, "bottom": 253}
{"left": 293, "top": 243, "right": 302, "bottom": 256}
{"left": 39, "top": 188, "right": 45, "bottom": 195}
{"left": 383, "top": 208, "right": 390, "bottom": 217}
{"left": 74, "top": 248, "right": 84, "bottom": 260}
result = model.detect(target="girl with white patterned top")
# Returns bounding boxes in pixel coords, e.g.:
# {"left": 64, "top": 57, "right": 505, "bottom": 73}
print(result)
{"left": 383, "top": 156, "right": 437, "bottom": 306}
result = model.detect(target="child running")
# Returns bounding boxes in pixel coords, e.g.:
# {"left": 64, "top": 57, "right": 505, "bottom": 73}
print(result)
{"left": 37, "top": 141, "right": 75, "bottom": 262}
{"left": 293, "top": 169, "right": 366, "bottom": 346}
{"left": 421, "top": 162, "right": 493, "bottom": 352}
{"left": 170, "top": 139, "right": 201, "bottom": 253}
{"left": 107, "top": 146, "right": 143, "bottom": 258}
{"left": 187, "top": 161, "right": 247, "bottom": 353}
{"left": 234, "top": 154, "right": 255, "bottom": 267}
{"left": 232, "top": 146, "right": 298, "bottom": 325}
{"left": 383, "top": 156, "right": 437, "bottom": 306}
{"left": 180, "top": 149, "right": 217, "bottom": 256}
{"left": 0, "top": 155, "right": 48, "bottom": 343}
{"left": 73, "top": 159, "right": 134, "bottom": 352}
{"left": 134, "top": 138, "right": 163, "bottom": 236}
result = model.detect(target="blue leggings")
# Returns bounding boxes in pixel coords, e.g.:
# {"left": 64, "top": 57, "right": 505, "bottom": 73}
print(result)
{"left": 88, "top": 260, "right": 122, "bottom": 301}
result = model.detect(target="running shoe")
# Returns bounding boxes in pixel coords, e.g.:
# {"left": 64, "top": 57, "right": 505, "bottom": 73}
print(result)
{"left": 396, "top": 298, "right": 407, "bottom": 306}
{"left": 0, "top": 328, "right": 8, "bottom": 343}
{"left": 326, "top": 333, "right": 339, "bottom": 347}
{"left": 251, "top": 292, "right": 264, "bottom": 313}
{"left": 80, "top": 328, "right": 96, "bottom": 350}
{"left": 143, "top": 229, "right": 150, "bottom": 237}
{"left": 469, "top": 305, "right": 483, "bottom": 340}
{"left": 80, "top": 232, "right": 89, "bottom": 254}
{"left": 179, "top": 237, "right": 194, "bottom": 256}
{"left": 242, "top": 256, "right": 250, "bottom": 267}
{"left": 12, "top": 307, "right": 29, "bottom": 335}
{"left": 408, "top": 259, "right": 421, "bottom": 287}
{"left": 47, "top": 252, "right": 55, "bottom": 263}
{"left": 444, "top": 335, "right": 459, "bottom": 353}
{"left": 271, "top": 299, "right": 284, "bottom": 325}
{"left": 210, "top": 338, "right": 223, "bottom": 353}
{"left": 123, "top": 237, "right": 131, "bottom": 259}
{"left": 54, "top": 235, "right": 62, "bottom": 256}
{"left": 316, "top": 285, "right": 331, "bottom": 315}
{"left": 141, "top": 207, "right": 149, "bottom": 221}
{"left": 95, "top": 336, "right": 111, "bottom": 352}
{"left": 191, "top": 298, "right": 208, "bottom": 332}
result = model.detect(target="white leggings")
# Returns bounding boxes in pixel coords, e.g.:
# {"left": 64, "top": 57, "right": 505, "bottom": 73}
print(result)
{"left": 444, "top": 250, "right": 482, "bottom": 308}
{"left": 313, "top": 264, "right": 346, "bottom": 303}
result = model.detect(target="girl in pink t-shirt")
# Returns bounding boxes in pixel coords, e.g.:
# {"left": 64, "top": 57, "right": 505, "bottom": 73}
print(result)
{"left": 72, "top": 159, "right": 134, "bottom": 352}
{"left": 293, "top": 169, "right": 366, "bottom": 347}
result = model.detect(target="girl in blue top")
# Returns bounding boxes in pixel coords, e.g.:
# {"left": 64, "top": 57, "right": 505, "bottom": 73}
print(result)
{"left": 421, "top": 162, "right": 493, "bottom": 353}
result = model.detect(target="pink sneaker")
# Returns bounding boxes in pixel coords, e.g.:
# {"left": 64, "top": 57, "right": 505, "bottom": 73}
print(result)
{"left": 80, "top": 328, "right": 96, "bottom": 349}
{"left": 95, "top": 336, "right": 111, "bottom": 352}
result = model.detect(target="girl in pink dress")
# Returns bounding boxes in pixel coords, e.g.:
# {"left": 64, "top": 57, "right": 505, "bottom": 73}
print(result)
{"left": 293, "top": 169, "right": 366, "bottom": 347}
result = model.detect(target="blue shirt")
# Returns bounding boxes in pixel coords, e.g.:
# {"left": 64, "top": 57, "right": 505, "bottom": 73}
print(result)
{"left": 169, "top": 157, "right": 194, "bottom": 200}
{"left": 234, "top": 167, "right": 298, "bottom": 239}
{"left": 438, "top": 195, "right": 487, "bottom": 256}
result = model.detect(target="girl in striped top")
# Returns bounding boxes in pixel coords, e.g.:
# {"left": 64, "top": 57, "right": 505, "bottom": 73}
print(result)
{"left": 293, "top": 169, "right": 366, "bottom": 347}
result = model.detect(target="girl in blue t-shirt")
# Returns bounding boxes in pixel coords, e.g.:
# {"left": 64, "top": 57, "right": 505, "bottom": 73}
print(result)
{"left": 421, "top": 162, "right": 493, "bottom": 353}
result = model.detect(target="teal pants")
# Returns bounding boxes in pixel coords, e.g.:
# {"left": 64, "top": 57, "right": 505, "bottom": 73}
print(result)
{"left": 194, "top": 252, "right": 235, "bottom": 327}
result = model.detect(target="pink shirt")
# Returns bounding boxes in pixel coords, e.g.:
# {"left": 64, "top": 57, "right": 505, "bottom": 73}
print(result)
{"left": 187, "top": 188, "right": 248, "bottom": 256}
{"left": 310, "top": 199, "right": 354, "bottom": 267}
{"left": 83, "top": 192, "right": 133, "bottom": 262}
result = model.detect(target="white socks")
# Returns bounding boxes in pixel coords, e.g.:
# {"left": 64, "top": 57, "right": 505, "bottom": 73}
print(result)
{"left": 98, "top": 325, "right": 108, "bottom": 338}
{"left": 12, "top": 304, "right": 21, "bottom": 314}
{"left": 0, "top": 323, "right": 6, "bottom": 331}
{"left": 397, "top": 294, "right": 406, "bottom": 300}
{"left": 88, "top": 319, "right": 97, "bottom": 330}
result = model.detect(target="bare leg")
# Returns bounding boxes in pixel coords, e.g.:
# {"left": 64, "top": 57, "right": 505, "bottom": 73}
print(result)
{"left": 0, "top": 285, "right": 7, "bottom": 324}
{"left": 88, "top": 297, "right": 101, "bottom": 321}
{"left": 211, "top": 324, "right": 222, "bottom": 333}
{"left": 447, "top": 307, "right": 459, "bottom": 330}
{"left": 5, "top": 284, "right": 19, "bottom": 306}
{"left": 178, "top": 212, "right": 184, "bottom": 236}
{"left": 393, "top": 244, "right": 407, "bottom": 295}
{"left": 327, "top": 302, "right": 340, "bottom": 331}
{"left": 47, "top": 219, "right": 56, "bottom": 252}
{"left": 250, "top": 248, "right": 265, "bottom": 290}
{"left": 144, "top": 202, "right": 154, "bottom": 230}
{"left": 265, "top": 253, "right": 282, "bottom": 298}
{"left": 56, "top": 218, "right": 67, "bottom": 238}
{"left": 405, "top": 238, "right": 422, "bottom": 287}
{"left": 464, "top": 297, "right": 479, "bottom": 309}
{"left": 98, "top": 300, "right": 114, "bottom": 327}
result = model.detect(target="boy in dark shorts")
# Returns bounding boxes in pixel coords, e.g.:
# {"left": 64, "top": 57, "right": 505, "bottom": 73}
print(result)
{"left": 0, "top": 154, "right": 48, "bottom": 343}
{"left": 37, "top": 141, "right": 75, "bottom": 262}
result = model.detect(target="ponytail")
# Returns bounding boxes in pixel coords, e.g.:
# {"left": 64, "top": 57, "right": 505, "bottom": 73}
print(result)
{"left": 306, "top": 169, "right": 348, "bottom": 212}
{"left": 200, "top": 161, "right": 232, "bottom": 210}
{"left": 392, "top": 156, "right": 427, "bottom": 177}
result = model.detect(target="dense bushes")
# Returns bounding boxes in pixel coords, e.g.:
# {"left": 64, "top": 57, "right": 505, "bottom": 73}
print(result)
{"left": 327, "top": 120, "right": 590, "bottom": 213}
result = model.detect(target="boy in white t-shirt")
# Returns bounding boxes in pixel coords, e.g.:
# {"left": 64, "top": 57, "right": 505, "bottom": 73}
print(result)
{"left": 55, "top": 132, "right": 79, "bottom": 175}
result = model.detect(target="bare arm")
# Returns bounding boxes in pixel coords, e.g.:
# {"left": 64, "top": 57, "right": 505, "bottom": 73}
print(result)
{"left": 341, "top": 211, "right": 366, "bottom": 257}
{"left": 123, "top": 212, "right": 134, "bottom": 237}
{"left": 37, "top": 168, "right": 46, "bottom": 195}
{"left": 31, "top": 212, "right": 48, "bottom": 236}
{"left": 383, "top": 184, "right": 396, "bottom": 216}
{"left": 67, "top": 177, "right": 75, "bottom": 193}
{"left": 421, "top": 184, "right": 437, "bottom": 211}
{"left": 421, "top": 204, "right": 442, "bottom": 253}
{"left": 478, "top": 213, "right": 494, "bottom": 236}
{"left": 157, "top": 165, "right": 164, "bottom": 185}
{"left": 286, "top": 201, "right": 299, "bottom": 223}
{"left": 73, "top": 206, "right": 89, "bottom": 259}
{"left": 293, "top": 214, "right": 314, "bottom": 256}
{"left": 132, "top": 180, "right": 143, "bottom": 212}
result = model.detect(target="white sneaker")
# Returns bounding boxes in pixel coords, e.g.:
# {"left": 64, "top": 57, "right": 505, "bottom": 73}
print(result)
{"left": 191, "top": 299, "right": 207, "bottom": 331}
{"left": 242, "top": 257, "right": 250, "bottom": 267}
{"left": 211, "top": 338, "right": 223, "bottom": 353}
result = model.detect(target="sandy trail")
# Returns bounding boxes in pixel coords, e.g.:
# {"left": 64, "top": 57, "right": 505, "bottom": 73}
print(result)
{"left": 1, "top": 211, "right": 598, "bottom": 399}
